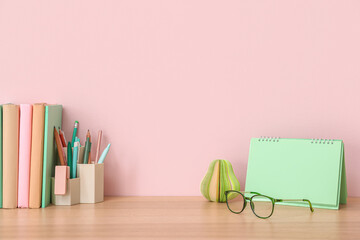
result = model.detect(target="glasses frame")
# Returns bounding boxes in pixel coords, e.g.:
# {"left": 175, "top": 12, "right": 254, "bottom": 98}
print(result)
{"left": 224, "top": 190, "right": 314, "bottom": 219}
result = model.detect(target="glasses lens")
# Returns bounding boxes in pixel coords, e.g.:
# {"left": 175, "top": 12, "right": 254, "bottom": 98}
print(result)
{"left": 251, "top": 195, "right": 273, "bottom": 218}
{"left": 226, "top": 192, "right": 244, "bottom": 213}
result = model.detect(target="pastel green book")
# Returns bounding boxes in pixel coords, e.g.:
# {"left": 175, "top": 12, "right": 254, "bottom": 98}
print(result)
{"left": 41, "top": 105, "right": 62, "bottom": 208}
{"left": 245, "top": 137, "right": 347, "bottom": 210}
{"left": 0, "top": 105, "right": 2, "bottom": 208}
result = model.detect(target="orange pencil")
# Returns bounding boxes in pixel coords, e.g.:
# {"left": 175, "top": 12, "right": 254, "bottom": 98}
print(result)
{"left": 54, "top": 127, "right": 66, "bottom": 166}
{"left": 59, "top": 129, "right": 67, "bottom": 147}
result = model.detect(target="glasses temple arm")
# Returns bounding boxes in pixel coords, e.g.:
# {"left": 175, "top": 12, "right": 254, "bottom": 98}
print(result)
{"left": 242, "top": 191, "right": 262, "bottom": 195}
{"left": 275, "top": 199, "right": 314, "bottom": 212}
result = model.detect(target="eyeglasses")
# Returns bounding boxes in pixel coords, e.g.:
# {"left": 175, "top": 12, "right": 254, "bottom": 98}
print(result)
{"left": 224, "top": 190, "right": 314, "bottom": 219}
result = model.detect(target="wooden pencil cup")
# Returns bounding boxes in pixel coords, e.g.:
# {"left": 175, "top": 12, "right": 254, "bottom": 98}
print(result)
{"left": 77, "top": 163, "right": 104, "bottom": 203}
{"left": 51, "top": 177, "right": 80, "bottom": 206}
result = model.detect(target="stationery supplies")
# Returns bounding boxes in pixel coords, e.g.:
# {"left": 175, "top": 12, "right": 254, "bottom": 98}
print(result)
{"left": 77, "top": 163, "right": 104, "bottom": 203}
{"left": 98, "top": 144, "right": 111, "bottom": 164}
{"left": 54, "top": 166, "right": 70, "bottom": 195}
{"left": 67, "top": 142, "right": 72, "bottom": 168}
{"left": 17, "top": 104, "right": 33, "bottom": 208}
{"left": 29, "top": 103, "right": 46, "bottom": 208}
{"left": 71, "top": 121, "right": 79, "bottom": 147}
{"left": 88, "top": 131, "right": 91, "bottom": 163}
{"left": 60, "top": 130, "right": 66, "bottom": 146}
{"left": 2, "top": 104, "right": 20, "bottom": 208}
{"left": 245, "top": 137, "right": 347, "bottom": 210}
{"left": 64, "top": 146, "right": 85, "bottom": 164}
{"left": 51, "top": 177, "right": 80, "bottom": 206}
{"left": 83, "top": 132, "right": 91, "bottom": 164}
{"left": 54, "top": 127, "right": 66, "bottom": 166}
{"left": 72, "top": 140, "right": 80, "bottom": 178}
{"left": 0, "top": 106, "right": 2, "bottom": 208}
{"left": 95, "top": 130, "right": 102, "bottom": 163}
{"left": 59, "top": 129, "right": 67, "bottom": 147}
{"left": 41, "top": 105, "right": 62, "bottom": 208}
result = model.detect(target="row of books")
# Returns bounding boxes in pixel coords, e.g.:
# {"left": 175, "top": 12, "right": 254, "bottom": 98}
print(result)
{"left": 0, "top": 103, "right": 62, "bottom": 208}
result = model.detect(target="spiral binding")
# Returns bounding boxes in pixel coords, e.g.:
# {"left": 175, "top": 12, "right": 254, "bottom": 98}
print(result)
{"left": 311, "top": 138, "right": 334, "bottom": 144}
{"left": 258, "top": 136, "right": 280, "bottom": 142}
{"left": 258, "top": 137, "right": 334, "bottom": 144}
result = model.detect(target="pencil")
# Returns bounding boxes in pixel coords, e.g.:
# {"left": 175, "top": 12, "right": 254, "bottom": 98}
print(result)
{"left": 59, "top": 129, "right": 67, "bottom": 147}
{"left": 88, "top": 130, "right": 92, "bottom": 163}
{"left": 95, "top": 130, "right": 102, "bottom": 164}
{"left": 54, "top": 127, "right": 66, "bottom": 166}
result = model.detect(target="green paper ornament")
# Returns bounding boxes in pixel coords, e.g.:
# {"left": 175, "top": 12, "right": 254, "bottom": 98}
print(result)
{"left": 200, "top": 159, "right": 240, "bottom": 202}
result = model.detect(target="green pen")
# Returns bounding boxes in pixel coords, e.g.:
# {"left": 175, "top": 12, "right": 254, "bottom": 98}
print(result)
{"left": 71, "top": 121, "right": 79, "bottom": 147}
{"left": 83, "top": 137, "right": 91, "bottom": 164}
{"left": 67, "top": 141, "right": 72, "bottom": 177}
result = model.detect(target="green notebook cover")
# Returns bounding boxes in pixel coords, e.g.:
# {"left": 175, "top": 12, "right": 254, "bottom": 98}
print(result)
{"left": 41, "top": 105, "right": 62, "bottom": 208}
{"left": 245, "top": 137, "right": 347, "bottom": 210}
{"left": 0, "top": 105, "right": 2, "bottom": 208}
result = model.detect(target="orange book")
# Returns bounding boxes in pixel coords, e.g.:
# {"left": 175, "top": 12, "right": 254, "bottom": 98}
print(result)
{"left": 29, "top": 103, "right": 46, "bottom": 208}
{"left": 2, "top": 104, "right": 20, "bottom": 208}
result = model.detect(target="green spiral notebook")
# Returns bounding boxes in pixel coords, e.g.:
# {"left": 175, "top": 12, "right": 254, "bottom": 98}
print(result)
{"left": 245, "top": 137, "right": 347, "bottom": 210}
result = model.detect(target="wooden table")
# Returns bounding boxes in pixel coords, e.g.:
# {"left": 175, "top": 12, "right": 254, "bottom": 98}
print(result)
{"left": 0, "top": 197, "right": 359, "bottom": 239}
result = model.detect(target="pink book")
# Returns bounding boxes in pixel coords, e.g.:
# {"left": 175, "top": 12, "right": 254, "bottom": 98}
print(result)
{"left": 18, "top": 104, "right": 33, "bottom": 208}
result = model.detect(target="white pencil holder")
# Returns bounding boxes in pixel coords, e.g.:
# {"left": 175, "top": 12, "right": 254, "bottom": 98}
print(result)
{"left": 51, "top": 177, "right": 80, "bottom": 206}
{"left": 63, "top": 146, "right": 85, "bottom": 164}
{"left": 77, "top": 163, "right": 104, "bottom": 203}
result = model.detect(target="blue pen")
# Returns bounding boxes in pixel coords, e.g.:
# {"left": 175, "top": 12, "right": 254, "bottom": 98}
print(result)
{"left": 98, "top": 144, "right": 111, "bottom": 164}
{"left": 72, "top": 139, "right": 80, "bottom": 178}
{"left": 71, "top": 121, "right": 79, "bottom": 147}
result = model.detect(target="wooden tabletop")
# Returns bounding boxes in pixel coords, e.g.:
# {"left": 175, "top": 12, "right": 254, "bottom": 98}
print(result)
{"left": 0, "top": 197, "right": 359, "bottom": 239}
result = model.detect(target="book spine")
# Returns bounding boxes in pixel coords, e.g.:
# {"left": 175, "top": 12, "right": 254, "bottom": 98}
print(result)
{"left": 18, "top": 104, "right": 33, "bottom": 208}
{"left": 41, "top": 106, "right": 49, "bottom": 208}
{"left": 29, "top": 104, "right": 45, "bottom": 208}
{"left": 0, "top": 106, "right": 3, "bottom": 208}
{"left": 2, "top": 104, "right": 20, "bottom": 208}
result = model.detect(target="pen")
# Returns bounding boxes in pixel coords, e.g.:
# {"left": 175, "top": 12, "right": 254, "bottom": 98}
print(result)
{"left": 54, "top": 127, "right": 66, "bottom": 166}
{"left": 71, "top": 121, "right": 79, "bottom": 147}
{"left": 75, "top": 137, "right": 80, "bottom": 161}
{"left": 67, "top": 141, "right": 72, "bottom": 177}
{"left": 95, "top": 130, "right": 102, "bottom": 163}
{"left": 72, "top": 140, "right": 80, "bottom": 178}
{"left": 98, "top": 143, "right": 111, "bottom": 164}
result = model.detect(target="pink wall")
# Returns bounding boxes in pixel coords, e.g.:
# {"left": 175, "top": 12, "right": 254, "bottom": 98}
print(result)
{"left": 0, "top": 1, "right": 359, "bottom": 197}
